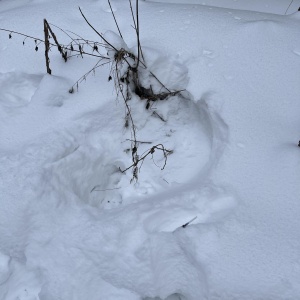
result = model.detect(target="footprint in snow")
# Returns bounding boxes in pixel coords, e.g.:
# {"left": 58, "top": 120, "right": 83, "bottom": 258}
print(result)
{"left": 0, "top": 72, "right": 42, "bottom": 109}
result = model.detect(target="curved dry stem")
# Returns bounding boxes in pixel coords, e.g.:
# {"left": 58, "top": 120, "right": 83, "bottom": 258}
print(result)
{"left": 79, "top": 7, "right": 118, "bottom": 52}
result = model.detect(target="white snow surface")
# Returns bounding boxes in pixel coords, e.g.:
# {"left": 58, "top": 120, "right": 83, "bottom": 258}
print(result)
{"left": 0, "top": 0, "right": 300, "bottom": 299}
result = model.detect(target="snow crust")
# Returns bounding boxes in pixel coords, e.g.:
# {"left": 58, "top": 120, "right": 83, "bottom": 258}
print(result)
{"left": 0, "top": 0, "right": 300, "bottom": 299}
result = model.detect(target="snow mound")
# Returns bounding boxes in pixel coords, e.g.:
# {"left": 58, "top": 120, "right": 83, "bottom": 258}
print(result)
{"left": 0, "top": 72, "right": 41, "bottom": 109}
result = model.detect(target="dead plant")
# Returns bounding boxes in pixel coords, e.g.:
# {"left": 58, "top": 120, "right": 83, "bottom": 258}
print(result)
{"left": 0, "top": 0, "right": 182, "bottom": 182}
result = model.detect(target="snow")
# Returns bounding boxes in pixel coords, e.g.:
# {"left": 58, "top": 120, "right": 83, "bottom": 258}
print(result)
{"left": 0, "top": 0, "right": 300, "bottom": 299}
{"left": 147, "top": 0, "right": 300, "bottom": 15}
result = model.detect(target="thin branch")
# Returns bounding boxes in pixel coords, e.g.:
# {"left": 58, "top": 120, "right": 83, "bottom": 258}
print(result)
{"left": 79, "top": 7, "right": 118, "bottom": 52}
{"left": 49, "top": 23, "right": 97, "bottom": 53}
{"left": 0, "top": 27, "right": 108, "bottom": 59}
{"left": 116, "top": 66, "right": 137, "bottom": 146}
{"left": 285, "top": 0, "right": 294, "bottom": 14}
{"left": 182, "top": 216, "right": 198, "bottom": 228}
{"left": 136, "top": 0, "right": 141, "bottom": 69}
{"left": 129, "top": 0, "right": 137, "bottom": 29}
{"left": 125, "top": 139, "right": 152, "bottom": 144}
{"left": 152, "top": 111, "right": 166, "bottom": 122}
{"left": 129, "top": 0, "right": 145, "bottom": 66}
{"left": 70, "top": 59, "right": 111, "bottom": 92}
{"left": 44, "top": 19, "right": 64, "bottom": 58}
{"left": 90, "top": 186, "right": 121, "bottom": 193}
{"left": 43, "top": 20, "right": 51, "bottom": 74}
{"left": 120, "top": 144, "right": 172, "bottom": 173}
{"left": 0, "top": 28, "right": 44, "bottom": 43}
{"left": 108, "top": 0, "right": 123, "bottom": 39}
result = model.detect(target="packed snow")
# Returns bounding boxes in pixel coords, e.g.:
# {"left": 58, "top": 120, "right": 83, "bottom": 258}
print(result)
{"left": 0, "top": 0, "right": 300, "bottom": 299}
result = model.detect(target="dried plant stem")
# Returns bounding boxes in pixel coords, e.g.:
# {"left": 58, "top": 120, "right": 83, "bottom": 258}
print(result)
{"left": 285, "top": 0, "right": 294, "bottom": 14}
{"left": 136, "top": 0, "right": 141, "bottom": 69}
{"left": 0, "top": 27, "right": 107, "bottom": 59}
{"left": 43, "top": 20, "right": 51, "bottom": 74}
{"left": 108, "top": 0, "right": 123, "bottom": 39}
{"left": 44, "top": 19, "right": 64, "bottom": 58}
{"left": 120, "top": 144, "right": 173, "bottom": 173}
{"left": 78, "top": 7, "right": 118, "bottom": 52}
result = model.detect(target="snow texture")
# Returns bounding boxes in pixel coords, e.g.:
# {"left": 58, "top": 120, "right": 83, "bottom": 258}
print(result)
{"left": 0, "top": 0, "right": 300, "bottom": 299}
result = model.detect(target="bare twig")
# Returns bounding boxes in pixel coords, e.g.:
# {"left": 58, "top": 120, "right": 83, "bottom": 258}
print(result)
{"left": 48, "top": 23, "right": 105, "bottom": 54}
{"left": 120, "top": 144, "right": 173, "bottom": 173}
{"left": 79, "top": 7, "right": 118, "bottom": 52}
{"left": 136, "top": 0, "right": 141, "bottom": 69}
{"left": 152, "top": 111, "right": 166, "bottom": 122}
{"left": 44, "top": 19, "right": 66, "bottom": 61}
{"left": 90, "top": 186, "right": 121, "bottom": 193}
{"left": 108, "top": 0, "right": 123, "bottom": 39}
{"left": 69, "top": 59, "right": 111, "bottom": 93}
{"left": 182, "top": 216, "right": 197, "bottom": 228}
{"left": 0, "top": 28, "right": 44, "bottom": 43}
{"left": 0, "top": 27, "right": 108, "bottom": 59}
{"left": 125, "top": 139, "right": 152, "bottom": 144}
{"left": 285, "top": 0, "right": 294, "bottom": 14}
{"left": 129, "top": 0, "right": 145, "bottom": 65}
{"left": 43, "top": 20, "right": 51, "bottom": 74}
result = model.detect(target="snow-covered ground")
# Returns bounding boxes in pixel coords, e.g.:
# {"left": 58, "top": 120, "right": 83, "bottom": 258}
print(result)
{"left": 148, "top": 0, "right": 300, "bottom": 15}
{"left": 0, "top": 0, "right": 300, "bottom": 299}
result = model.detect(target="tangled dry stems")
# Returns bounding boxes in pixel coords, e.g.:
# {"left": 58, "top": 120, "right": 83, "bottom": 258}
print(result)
{"left": 0, "top": 0, "right": 182, "bottom": 182}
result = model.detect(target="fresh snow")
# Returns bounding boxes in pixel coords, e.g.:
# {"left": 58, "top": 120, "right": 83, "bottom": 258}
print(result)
{"left": 148, "top": 0, "right": 300, "bottom": 15}
{"left": 0, "top": 0, "right": 300, "bottom": 299}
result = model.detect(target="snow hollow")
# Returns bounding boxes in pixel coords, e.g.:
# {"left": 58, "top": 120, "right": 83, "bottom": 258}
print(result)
{"left": 0, "top": 0, "right": 300, "bottom": 299}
